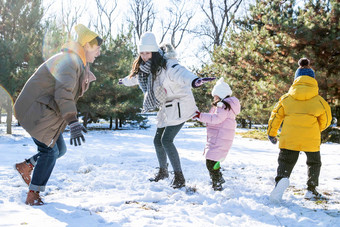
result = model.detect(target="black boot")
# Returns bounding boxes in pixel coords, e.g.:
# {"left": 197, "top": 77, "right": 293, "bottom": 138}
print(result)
{"left": 171, "top": 171, "right": 185, "bottom": 189}
{"left": 305, "top": 185, "right": 323, "bottom": 199}
{"left": 210, "top": 170, "right": 225, "bottom": 191}
{"left": 206, "top": 159, "right": 225, "bottom": 191}
{"left": 149, "top": 168, "right": 169, "bottom": 182}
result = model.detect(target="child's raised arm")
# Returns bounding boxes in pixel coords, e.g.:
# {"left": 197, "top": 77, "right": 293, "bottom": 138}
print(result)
{"left": 199, "top": 106, "right": 229, "bottom": 125}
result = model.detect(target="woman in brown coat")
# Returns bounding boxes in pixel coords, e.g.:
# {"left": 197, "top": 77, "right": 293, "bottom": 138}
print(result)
{"left": 14, "top": 24, "right": 102, "bottom": 205}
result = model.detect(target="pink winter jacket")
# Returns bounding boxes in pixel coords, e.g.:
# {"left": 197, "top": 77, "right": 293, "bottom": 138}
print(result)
{"left": 198, "top": 97, "right": 241, "bottom": 162}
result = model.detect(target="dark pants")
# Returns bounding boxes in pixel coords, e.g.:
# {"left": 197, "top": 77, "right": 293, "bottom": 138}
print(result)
{"left": 275, "top": 149, "right": 321, "bottom": 188}
{"left": 153, "top": 122, "right": 184, "bottom": 172}
{"left": 29, "top": 134, "right": 67, "bottom": 192}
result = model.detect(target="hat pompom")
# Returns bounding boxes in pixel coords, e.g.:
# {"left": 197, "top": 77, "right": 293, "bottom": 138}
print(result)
{"left": 159, "top": 43, "right": 177, "bottom": 59}
{"left": 211, "top": 78, "right": 232, "bottom": 99}
{"left": 298, "top": 58, "right": 310, "bottom": 67}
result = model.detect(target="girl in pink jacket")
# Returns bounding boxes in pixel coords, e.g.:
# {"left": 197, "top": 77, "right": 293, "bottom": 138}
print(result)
{"left": 194, "top": 78, "right": 241, "bottom": 190}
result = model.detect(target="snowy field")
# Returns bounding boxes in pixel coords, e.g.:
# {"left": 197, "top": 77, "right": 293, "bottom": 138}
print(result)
{"left": 0, "top": 116, "right": 339, "bottom": 227}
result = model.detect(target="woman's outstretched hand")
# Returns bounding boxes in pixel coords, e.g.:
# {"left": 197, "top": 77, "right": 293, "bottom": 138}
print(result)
{"left": 193, "top": 77, "right": 216, "bottom": 88}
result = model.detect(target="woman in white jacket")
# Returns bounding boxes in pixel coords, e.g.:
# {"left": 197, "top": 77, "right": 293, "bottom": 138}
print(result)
{"left": 120, "top": 32, "right": 214, "bottom": 188}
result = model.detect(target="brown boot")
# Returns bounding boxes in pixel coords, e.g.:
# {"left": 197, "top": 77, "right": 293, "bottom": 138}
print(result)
{"left": 25, "top": 190, "right": 44, "bottom": 206}
{"left": 15, "top": 161, "right": 33, "bottom": 186}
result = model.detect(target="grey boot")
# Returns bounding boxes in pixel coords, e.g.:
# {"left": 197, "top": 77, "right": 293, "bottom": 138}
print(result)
{"left": 171, "top": 171, "right": 185, "bottom": 189}
{"left": 149, "top": 168, "right": 169, "bottom": 182}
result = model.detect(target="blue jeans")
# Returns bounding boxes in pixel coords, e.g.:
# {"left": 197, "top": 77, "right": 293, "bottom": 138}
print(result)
{"left": 153, "top": 123, "right": 184, "bottom": 172}
{"left": 28, "top": 134, "right": 67, "bottom": 192}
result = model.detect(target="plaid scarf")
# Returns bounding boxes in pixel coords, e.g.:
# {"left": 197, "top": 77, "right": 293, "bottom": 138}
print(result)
{"left": 138, "top": 60, "right": 160, "bottom": 112}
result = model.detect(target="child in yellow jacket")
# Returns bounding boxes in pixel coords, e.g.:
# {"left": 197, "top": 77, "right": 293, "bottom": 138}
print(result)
{"left": 267, "top": 58, "right": 332, "bottom": 203}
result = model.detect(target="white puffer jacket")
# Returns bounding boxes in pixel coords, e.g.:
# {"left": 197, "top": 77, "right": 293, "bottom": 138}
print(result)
{"left": 122, "top": 59, "right": 198, "bottom": 128}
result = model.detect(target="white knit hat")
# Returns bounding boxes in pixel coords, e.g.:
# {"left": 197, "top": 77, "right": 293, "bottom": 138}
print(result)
{"left": 211, "top": 78, "right": 232, "bottom": 99}
{"left": 138, "top": 32, "right": 159, "bottom": 53}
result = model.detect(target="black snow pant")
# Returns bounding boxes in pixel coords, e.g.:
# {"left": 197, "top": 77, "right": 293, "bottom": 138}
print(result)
{"left": 275, "top": 149, "right": 321, "bottom": 188}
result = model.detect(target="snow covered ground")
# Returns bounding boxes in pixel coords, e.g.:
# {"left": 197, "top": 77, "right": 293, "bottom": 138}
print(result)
{"left": 0, "top": 116, "right": 339, "bottom": 227}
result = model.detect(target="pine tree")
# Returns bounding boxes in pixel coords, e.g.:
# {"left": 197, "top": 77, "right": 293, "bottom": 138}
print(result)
{"left": 202, "top": 0, "right": 339, "bottom": 126}
{"left": 0, "top": 0, "right": 44, "bottom": 133}
{"left": 77, "top": 31, "right": 144, "bottom": 129}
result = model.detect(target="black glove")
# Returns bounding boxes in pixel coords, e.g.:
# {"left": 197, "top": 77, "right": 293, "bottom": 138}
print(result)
{"left": 268, "top": 135, "right": 277, "bottom": 144}
{"left": 69, "top": 121, "right": 87, "bottom": 146}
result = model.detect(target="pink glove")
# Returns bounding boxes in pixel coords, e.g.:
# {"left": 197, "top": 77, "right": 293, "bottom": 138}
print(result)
{"left": 193, "top": 77, "right": 216, "bottom": 88}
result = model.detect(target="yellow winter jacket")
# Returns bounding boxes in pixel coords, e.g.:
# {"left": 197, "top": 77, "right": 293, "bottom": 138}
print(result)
{"left": 267, "top": 76, "right": 332, "bottom": 152}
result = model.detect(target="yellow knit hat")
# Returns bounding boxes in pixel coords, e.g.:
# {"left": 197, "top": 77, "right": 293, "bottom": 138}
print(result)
{"left": 74, "top": 24, "right": 99, "bottom": 46}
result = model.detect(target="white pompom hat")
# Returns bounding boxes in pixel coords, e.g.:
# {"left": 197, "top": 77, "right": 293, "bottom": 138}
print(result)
{"left": 138, "top": 32, "right": 159, "bottom": 53}
{"left": 211, "top": 77, "right": 232, "bottom": 99}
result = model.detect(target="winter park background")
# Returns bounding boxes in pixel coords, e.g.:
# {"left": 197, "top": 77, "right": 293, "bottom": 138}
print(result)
{"left": 0, "top": 115, "right": 339, "bottom": 227}
{"left": 0, "top": 0, "right": 339, "bottom": 226}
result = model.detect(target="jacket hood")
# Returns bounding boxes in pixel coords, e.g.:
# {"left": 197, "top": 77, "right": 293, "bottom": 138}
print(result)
{"left": 61, "top": 41, "right": 87, "bottom": 66}
{"left": 223, "top": 96, "right": 241, "bottom": 115}
{"left": 288, "top": 76, "right": 318, "bottom": 101}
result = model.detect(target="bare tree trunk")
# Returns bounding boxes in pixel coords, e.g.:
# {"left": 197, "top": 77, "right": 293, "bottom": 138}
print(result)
{"left": 60, "top": 0, "right": 85, "bottom": 38}
{"left": 193, "top": 0, "right": 243, "bottom": 49}
{"left": 115, "top": 118, "right": 119, "bottom": 130}
{"left": 5, "top": 100, "right": 12, "bottom": 134}
{"left": 127, "top": 0, "right": 155, "bottom": 46}
{"left": 93, "top": 0, "right": 118, "bottom": 41}
{"left": 159, "top": 0, "right": 194, "bottom": 48}
{"left": 240, "top": 118, "right": 247, "bottom": 128}
{"left": 83, "top": 112, "right": 89, "bottom": 128}
{"left": 109, "top": 117, "right": 113, "bottom": 130}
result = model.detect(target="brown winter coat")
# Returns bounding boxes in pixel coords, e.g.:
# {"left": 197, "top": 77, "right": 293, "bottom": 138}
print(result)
{"left": 14, "top": 41, "right": 89, "bottom": 147}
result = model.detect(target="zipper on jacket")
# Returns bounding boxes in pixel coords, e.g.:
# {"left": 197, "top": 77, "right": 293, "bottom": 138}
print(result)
{"left": 177, "top": 102, "right": 181, "bottom": 118}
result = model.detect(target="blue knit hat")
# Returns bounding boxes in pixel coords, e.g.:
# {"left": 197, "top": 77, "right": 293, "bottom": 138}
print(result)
{"left": 294, "top": 58, "right": 315, "bottom": 79}
{"left": 294, "top": 68, "right": 315, "bottom": 79}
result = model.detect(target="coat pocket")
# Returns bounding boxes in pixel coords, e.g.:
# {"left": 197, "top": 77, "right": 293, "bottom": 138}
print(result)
{"left": 36, "top": 96, "right": 59, "bottom": 113}
{"left": 36, "top": 96, "right": 61, "bottom": 130}
{"left": 164, "top": 99, "right": 181, "bottom": 121}
{"left": 206, "top": 128, "right": 218, "bottom": 144}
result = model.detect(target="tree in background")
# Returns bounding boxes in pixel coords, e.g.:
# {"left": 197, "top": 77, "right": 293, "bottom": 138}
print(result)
{"left": 93, "top": 0, "right": 118, "bottom": 41}
{"left": 0, "top": 0, "right": 44, "bottom": 134}
{"left": 193, "top": 0, "right": 243, "bottom": 50}
{"left": 76, "top": 1, "right": 143, "bottom": 129}
{"left": 159, "top": 0, "right": 194, "bottom": 48}
{"left": 77, "top": 31, "right": 143, "bottom": 129}
{"left": 128, "top": 0, "right": 155, "bottom": 46}
{"left": 198, "top": 0, "right": 339, "bottom": 129}
{"left": 60, "top": 0, "right": 85, "bottom": 38}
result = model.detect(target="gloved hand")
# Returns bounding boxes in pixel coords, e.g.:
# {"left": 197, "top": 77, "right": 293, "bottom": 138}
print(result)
{"left": 268, "top": 135, "right": 277, "bottom": 144}
{"left": 118, "top": 78, "right": 123, "bottom": 85}
{"left": 193, "top": 111, "right": 201, "bottom": 120}
{"left": 193, "top": 77, "right": 216, "bottom": 88}
{"left": 69, "top": 121, "right": 87, "bottom": 146}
